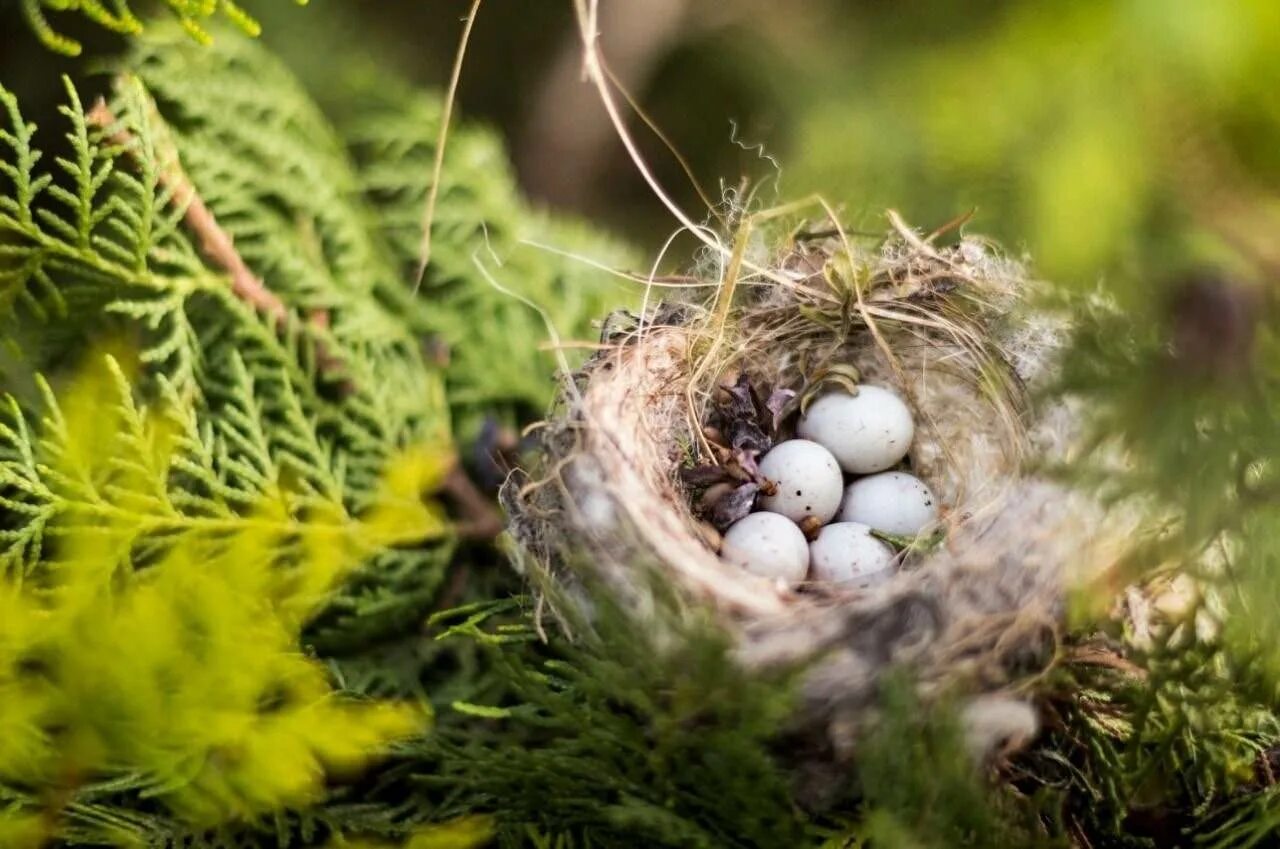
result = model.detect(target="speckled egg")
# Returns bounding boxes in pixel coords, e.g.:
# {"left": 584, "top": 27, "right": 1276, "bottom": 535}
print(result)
{"left": 756, "top": 439, "right": 844, "bottom": 524}
{"left": 720, "top": 512, "right": 810, "bottom": 584}
{"left": 796, "top": 385, "right": 915, "bottom": 474}
{"left": 807, "top": 522, "right": 896, "bottom": 588}
{"left": 838, "top": 471, "right": 939, "bottom": 536}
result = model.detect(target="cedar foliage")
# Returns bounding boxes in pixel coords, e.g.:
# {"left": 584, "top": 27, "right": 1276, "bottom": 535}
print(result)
{"left": 0, "top": 39, "right": 455, "bottom": 836}
{"left": 0, "top": 62, "right": 456, "bottom": 657}
{"left": 0, "top": 20, "right": 629, "bottom": 847}
{"left": 339, "top": 81, "right": 634, "bottom": 438}
{"left": 414, "top": 593, "right": 810, "bottom": 849}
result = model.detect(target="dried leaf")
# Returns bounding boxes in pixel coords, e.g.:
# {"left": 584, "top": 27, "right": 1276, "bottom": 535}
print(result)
{"left": 765, "top": 387, "right": 796, "bottom": 434}
{"left": 731, "top": 446, "right": 763, "bottom": 480}
{"left": 721, "top": 374, "right": 771, "bottom": 456}
{"left": 709, "top": 482, "right": 759, "bottom": 530}
{"left": 681, "top": 463, "right": 733, "bottom": 488}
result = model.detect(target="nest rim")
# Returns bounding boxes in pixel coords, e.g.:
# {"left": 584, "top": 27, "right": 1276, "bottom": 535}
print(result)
{"left": 509, "top": 224, "right": 1054, "bottom": 637}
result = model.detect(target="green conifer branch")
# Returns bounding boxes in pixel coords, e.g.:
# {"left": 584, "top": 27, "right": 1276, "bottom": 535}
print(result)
{"left": 341, "top": 82, "right": 637, "bottom": 436}
{"left": 19, "top": 0, "right": 305, "bottom": 57}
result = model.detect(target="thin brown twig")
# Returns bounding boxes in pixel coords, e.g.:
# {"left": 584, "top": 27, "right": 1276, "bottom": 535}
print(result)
{"left": 443, "top": 463, "right": 505, "bottom": 540}
{"left": 571, "top": 0, "right": 796, "bottom": 291}
{"left": 924, "top": 207, "right": 977, "bottom": 243}
{"left": 87, "top": 97, "right": 288, "bottom": 324}
{"left": 415, "top": 0, "right": 484, "bottom": 289}
{"left": 432, "top": 562, "right": 473, "bottom": 614}
{"left": 90, "top": 87, "right": 361, "bottom": 398}
{"left": 91, "top": 89, "right": 504, "bottom": 543}
{"left": 600, "top": 55, "right": 723, "bottom": 224}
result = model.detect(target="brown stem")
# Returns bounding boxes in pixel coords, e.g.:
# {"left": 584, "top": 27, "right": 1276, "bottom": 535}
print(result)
{"left": 431, "top": 562, "right": 473, "bottom": 615}
{"left": 89, "top": 90, "right": 502, "bottom": 544}
{"left": 415, "top": 0, "right": 483, "bottom": 287}
{"left": 429, "top": 465, "right": 506, "bottom": 614}
{"left": 87, "top": 93, "right": 348, "bottom": 383}
{"left": 442, "top": 463, "right": 504, "bottom": 540}
{"left": 87, "top": 98, "right": 289, "bottom": 323}
{"left": 522, "top": 0, "right": 691, "bottom": 209}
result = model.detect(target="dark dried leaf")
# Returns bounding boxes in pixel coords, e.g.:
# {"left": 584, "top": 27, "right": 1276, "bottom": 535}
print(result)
{"left": 697, "top": 482, "right": 737, "bottom": 513}
{"left": 765, "top": 388, "right": 796, "bottom": 434}
{"left": 722, "top": 374, "right": 772, "bottom": 456}
{"left": 731, "top": 447, "right": 763, "bottom": 480}
{"left": 722, "top": 373, "right": 757, "bottom": 420}
{"left": 680, "top": 463, "right": 734, "bottom": 488}
{"left": 709, "top": 482, "right": 759, "bottom": 531}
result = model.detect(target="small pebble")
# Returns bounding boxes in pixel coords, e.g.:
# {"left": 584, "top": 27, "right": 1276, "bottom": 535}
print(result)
{"left": 721, "top": 512, "right": 810, "bottom": 584}
{"left": 839, "top": 471, "right": 939, "bottom": 536}
{"left": 756, "top": 439, "right": 844, "bottom": 524}
{"left": 796, "top": 385, "right": 914, "bottom": 474}
{"left": 807, "top": 522, "right": 896, "bottom": 588}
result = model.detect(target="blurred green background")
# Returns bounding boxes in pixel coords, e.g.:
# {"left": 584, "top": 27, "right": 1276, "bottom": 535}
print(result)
{"left": 7, "top": 0, "right": 1278, "bottom": 292}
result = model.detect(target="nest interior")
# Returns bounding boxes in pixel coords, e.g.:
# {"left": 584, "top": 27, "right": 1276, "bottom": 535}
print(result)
{"left": 506, "top": 221, "right": 1132, "bottom": 763}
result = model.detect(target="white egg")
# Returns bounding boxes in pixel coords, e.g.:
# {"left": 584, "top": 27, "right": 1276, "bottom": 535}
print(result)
{"left": 807, "top": 522, "right": 897, "bottom": 588}
{"left": 796, "top": 385, "right": 915, "bottom": 474}
{"left": 756, "top": 439, "right": 843, "bottom": 524}
{"left": 720, "top": 512, "right": 810, "bottom": 584}
{"left": 838, "top": 471, "right": 939, "bottom": 536}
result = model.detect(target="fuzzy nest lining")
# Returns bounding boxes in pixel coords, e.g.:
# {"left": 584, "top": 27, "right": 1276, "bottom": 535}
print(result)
{"left": 506, "top": 226, "right": 1125, "bottom": 757}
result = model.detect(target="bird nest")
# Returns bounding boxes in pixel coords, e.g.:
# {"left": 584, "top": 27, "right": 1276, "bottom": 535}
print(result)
{"left": 504, "top": 218, "right": 1127, "bottom": 759}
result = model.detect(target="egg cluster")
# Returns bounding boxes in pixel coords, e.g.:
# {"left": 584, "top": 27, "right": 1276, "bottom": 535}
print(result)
{"left": 719, "top": 385, "right": 937, "bottom": 589}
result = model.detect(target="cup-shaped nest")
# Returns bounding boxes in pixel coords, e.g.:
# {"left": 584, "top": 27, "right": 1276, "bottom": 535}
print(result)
{"left": 504, "top": 223, "right": 1128, "bottom": 762}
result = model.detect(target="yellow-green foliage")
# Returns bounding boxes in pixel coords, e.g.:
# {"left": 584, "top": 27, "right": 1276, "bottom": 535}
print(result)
{"left": 0, "top": 63, "right": 459, "bottom": 652}
{"left": 0, "top": 807, "right": 45, "bottom": 849}
{"left": 19, "top": 0, "right": 308, "bottom": 56}
{"left": 0, "top": 353, "right": 448, "bottom": 834}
